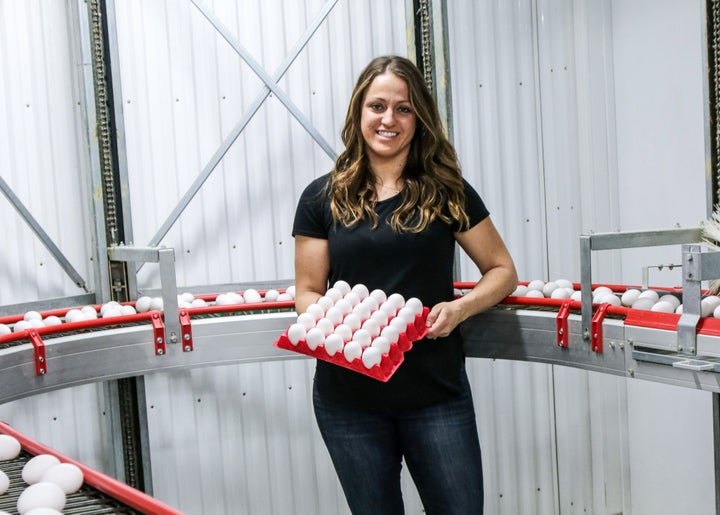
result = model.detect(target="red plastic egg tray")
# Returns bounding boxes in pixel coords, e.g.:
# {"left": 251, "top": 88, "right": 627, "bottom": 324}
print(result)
{"left": 274, "top": 307, "right": 430, "bottom": 382}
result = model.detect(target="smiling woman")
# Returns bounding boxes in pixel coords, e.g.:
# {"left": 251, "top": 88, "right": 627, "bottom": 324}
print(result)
{"left": 292, "top": 55, "right": 517, "bottom": 515}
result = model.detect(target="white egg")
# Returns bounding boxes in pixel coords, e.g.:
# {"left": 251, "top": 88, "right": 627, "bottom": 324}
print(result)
{"left": 397, "top": 307, "right": 417, "bottom": 324}
{"left": 714, "top": 305, "right": 720, "bottom": 318}
{"left": 276, "top": 293, "right": 294, "bottom": 301}
{"left": 511, "top": 285, "right": 529, "bottom": 297}
{"left": 0, "top": 434, "right": 21, "bottom": 460}
{"left": 100, "top": 301, "right": 121, "bottom": 315}
{"left": 593, "top": 286, "right": 613, "bottom": 298}
{"left": 351, "top": 284, "right": 370, "bottom": 301}
{"left": 631, "top": 297, "right": 656, "bottom": 311}
{"left": 191, "top": 298, "right": 208, "bottom": 307}
{"left": 334, "top": 324, "right": 353, "bottom": 342}
{"left": 324, "top": 334, "right": 344, "bottom": 356}
{"left": 658, "top": 294, "right": 681, "bottom": 310}
{"left": 0, "top": 324, "right": 11, "bottom": 335}
{"left": 287, "top": 324, "right": 307, "bottom": 345}
{"left": 387, "top": 293, "right": 405, "bottom": 310}
{"left": 621, "top": 289, "right": 641, "bottom": 307}
{"left": 80, "top": 306, "right": 98, "bottom": 319}
{"left": 316, "top": 296, "right": 334, "bottom": 313}
{"left": 361, "top": 318, "right": 381, "bottom": 338}
{"left": 570, "top": 290, "right": 583, "bottom": 302}
{"left": 343, "top": 292, "right": 361, "bottom": 308}
{"left": 102, "top": 308, "right": 121, "bottom": 319}
{"left": 525, "top": 290, "right": 544, "bottom": 299}
{"left": 333, "top": 280, "right": 352, "bottom": 295}
{"left": 229, "top": 292, "right": 245, "bottom": 304}
{"left": 369, "top": 289, "right": 388, "bottom": 304}
{"left": 16, "top": 481, "right": 66, "bottom": 514}
{"left": 651, "top": 301, "right": 675, "bottom": 313}
{"left": 178, "top": 292, "right": 195, "bottom": 304}
{"left": 598, "top": 293, "right": 621, "bottom": 306}
{"left": 135, "top": 296, "right": 152, "bottom": 312}
{"left": 149, "top": 297, "right": 164, "bottom": 311}
{"left": 324, "top": 306, "right": 344, "bottom": 326}
{"left": 296, "top": 312, "right": 316, "bottom": 330}
{"left": 371, "top": 336, "right": 391, "bottom": 354}
{"left": 541, "top": 281, "right": 558, "bottom": 297}
{"left": 550, "top": 288, "right": 571, "bottom": 300}
{"left": 702, "top": 296, "right": 720, "bottom": 317}
{"left": 361, "top": 347, "right": 382, "bottom": 369}
{"left": 13, "top": 320, "right": 32, "bottom": 332}
{"left": 527, "top": 279, "right": 545, "bottom": 291}
{"left": 214, "top": 293, "right": 231, "bottom": 305}
{"left": 243, "top": 289, "right": 262, "bottom": 304}
{"left": 334, "top": 299, "right": 353, "bottom": 316}
{"left": 343, "top": 313, "right": 362, "bottom": 331}
{"left": 379, "top": 301, "right": 397, "bottom": 318}
{"left": 305, "top": 303, "right": 325, "bottom": 321}
{"left": 555, "top": 279, "right": 574, "bottom": 289}
{"left": 28, "top": 319, "right": 44, "bottom": 329}
{"left": 315, "top": 318, "right": 335, "bottom": 336}
{"left": 369, "top": 310, "right": 389, "bottom": 327}
{"left": 42, "top": 316, "right": 62, "bottom": 327}
{"left": 24, "top": 311, "right": 42, "bottom": 322}
{"left": 380, "top": 326, "right": 400, "bottom": 344}
{"left": 119, "top": 305, "right": 137, "bottom": 316}
{"left": 352, "top": 328, "right": 372, "bottom": 348}
{"left": 324, "top": 287, "right": 343, "bottom": 303}
{"left": 360, "top": 296, "right": 379, "bottom": 312}
{"left": 389, "top": 316, "right": 408, "bottom": 333}
{"left": 285, "top": 285, "right": 296, "bottom": 298}
{"left": 0, "top": 470, "right": 7, "bottom": 495}
{"left": 638, "top": 290, "right": 659, "bottom": 302}
{"left": 351, "top": 303, "right": 371, "bottom": 322}
{"left": 405, "top": 298, "right": 423, "bottom": 316}
{"left": 305, "top": 328, "right": 325, "bottom": 350}
{"left": 22, "top": 454, "right": 61, "bottom": 485}
{"left": 40, "top": 463, "right": 84, "bottom": 494}
{"left": 63, "top": 309, "right": 84, "bottom": 323}
{"left": 676, "top": 304, "right": 683, "bottom": 314}
{"left": 264, "top": 289, "right": 280, "bottom": 302}
{"left": 343, "top": 341, "right": 362, "bottom": 362}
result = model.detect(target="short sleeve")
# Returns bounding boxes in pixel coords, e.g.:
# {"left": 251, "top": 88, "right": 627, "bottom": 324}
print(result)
{"left": 292, "top": 174, "right": 332, "bottom": 239}
{"left": 453, "top": 179, "right": 489, "bottom": 232}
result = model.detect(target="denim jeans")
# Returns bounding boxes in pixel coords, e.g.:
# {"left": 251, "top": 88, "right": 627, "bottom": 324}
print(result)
{"left": 313, "top": 370, "right": 484, "bottom": 515}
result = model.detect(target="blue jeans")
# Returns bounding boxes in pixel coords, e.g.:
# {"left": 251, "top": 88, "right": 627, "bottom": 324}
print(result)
{"left": 313, "top": 370, "right": 484, "bottom": 515}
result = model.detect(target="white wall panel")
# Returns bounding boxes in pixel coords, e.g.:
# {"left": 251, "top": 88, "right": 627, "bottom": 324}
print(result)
{"left": 0, "top": 1, "right": 95, "bottom": 305}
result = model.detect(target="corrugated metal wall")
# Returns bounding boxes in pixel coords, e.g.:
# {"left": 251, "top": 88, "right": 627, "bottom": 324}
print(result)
{"left": 0, "top": 0, "right": 715, "bottom": 514}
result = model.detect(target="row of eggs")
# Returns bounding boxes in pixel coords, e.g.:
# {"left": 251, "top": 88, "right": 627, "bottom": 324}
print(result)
{"left": 286, "top": 280, "right": 424, "bottom": 369}
{"left": 511, "top": 279, "right": 704, "bottom": 315}
{"left": 0, "top": 434, "right": 84, "bottom": 514}
{"left": 0, "top": 287, "right": 299, "bottom": 335}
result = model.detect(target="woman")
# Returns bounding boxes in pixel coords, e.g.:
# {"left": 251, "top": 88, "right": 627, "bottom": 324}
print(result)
{"left": 292, "top": 55, "right": 517, "bottom": 515}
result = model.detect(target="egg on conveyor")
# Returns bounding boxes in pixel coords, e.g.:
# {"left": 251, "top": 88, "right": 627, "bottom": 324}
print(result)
{"left": 135, "top": 296, "right": 152, "bottom": 312}
{"left": 243, "top": 289, "right": 262, "bottom": 304}
{"left": 541, "top": 281, "right": 558, "bottom": 297}
{"left": 22, "top": 454, "right": 61, "bottom": 484}
{"left": 285, "top": 285, "right": 296, "bottom": 298}
{"left": 42, "top": 316, "right": 62, "bottom": 327}
{"left": 637, "top": 290, "right": 660, "bottom": 303}
{"left": 651, "top": 301, "right": 675, "bottom": 313}
{"left": 550, "top": 288, "right": 571, "bottom": 300}
{"left": 570, "top": 290, "right": 583, "bottom": 302}
{"left": 0, "top": 434, "right": 22, "bottom": 460}
{"left": 0, "top": 323, "right": 11, "bottom": 335}
{"left": 702, "top": 295, "right": 720, "bottom": 317}
{"left": 597, "top": 293, "right": 621, "bottom": 306}
{"left": 40, "top": 462, "right": 84, "bottom": 494}
{"left": 658, "top": 294, "right": 681, "bottom": 310}
{"left": 525, "top": 290, "right": 544, "bottom": 299}
{"left": 526, "top": 279, "right": 545, "bottom": 292}
{"left": 21, "top": 508, "right": 64, "bottom": 515}
{"left": 13, "top": 320, "right": 33, "bottom": 332}
{"left": 555, "top": 279, "right": 574, "bottom": 289}
{"left": 621, "top": 289, "right": 641, "bottom": 307}
{"left": 264, "top": 289, "right": 280, "bottom": 302}
{"left": 23, "top": 311, "right": 42, "bottom": 322}
{"left": 631, "top": 297, "right": 656, "bottom": 311}
{"left": 0, "top": 470, "right": 8, "bottom": 495}
{"left": 16, "top": 481, "right": 66, "bottom": 514}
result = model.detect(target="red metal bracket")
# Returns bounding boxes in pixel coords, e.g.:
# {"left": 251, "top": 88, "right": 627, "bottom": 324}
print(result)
{"left": 150, "top": 312, "right": 166, "bottom": 356}
{"left": 591, "top": 303, "right": 611, "bottom": 352}
{"left": 556, "top": 300, "right": 571, "bottom": 348}
{"left": 27, "top": 330, "right": 47, "bottom": 376}
{"left": 179, "top": 310, "right": 193, "bottom": 352}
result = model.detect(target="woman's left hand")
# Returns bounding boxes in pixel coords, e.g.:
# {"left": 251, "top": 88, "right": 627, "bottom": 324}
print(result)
{"left": 424, "top": 300, "right": 466, "bottom": 339}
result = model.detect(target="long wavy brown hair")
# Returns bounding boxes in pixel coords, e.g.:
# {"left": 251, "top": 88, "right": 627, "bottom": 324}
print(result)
{"left": 329, "top": 55, "right": 469, "bottom": 232}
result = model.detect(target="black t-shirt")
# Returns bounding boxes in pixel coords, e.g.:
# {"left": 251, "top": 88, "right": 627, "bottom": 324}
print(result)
{"left": 292, "top": 172, "right": 489, "bottom": 410}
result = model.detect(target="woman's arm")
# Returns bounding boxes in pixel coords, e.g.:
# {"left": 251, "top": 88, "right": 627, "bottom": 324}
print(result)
{"left": 294, "top": 235, "right": 331, "bottom": 314}
{"left": 425, "top": 216, "right": 518, "bottom": 339}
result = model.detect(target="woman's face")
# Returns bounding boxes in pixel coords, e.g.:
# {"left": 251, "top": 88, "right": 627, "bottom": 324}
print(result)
{"left": 360, "top": 71, "right": 417, "bottom": 168}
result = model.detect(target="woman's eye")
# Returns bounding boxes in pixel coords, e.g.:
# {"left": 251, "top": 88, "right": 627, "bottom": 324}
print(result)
{"left": 369, "top": 103, "right": 384, "bottom": 111}
{"left": 398, "top": 106, "right": 412, "bottom": 114}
